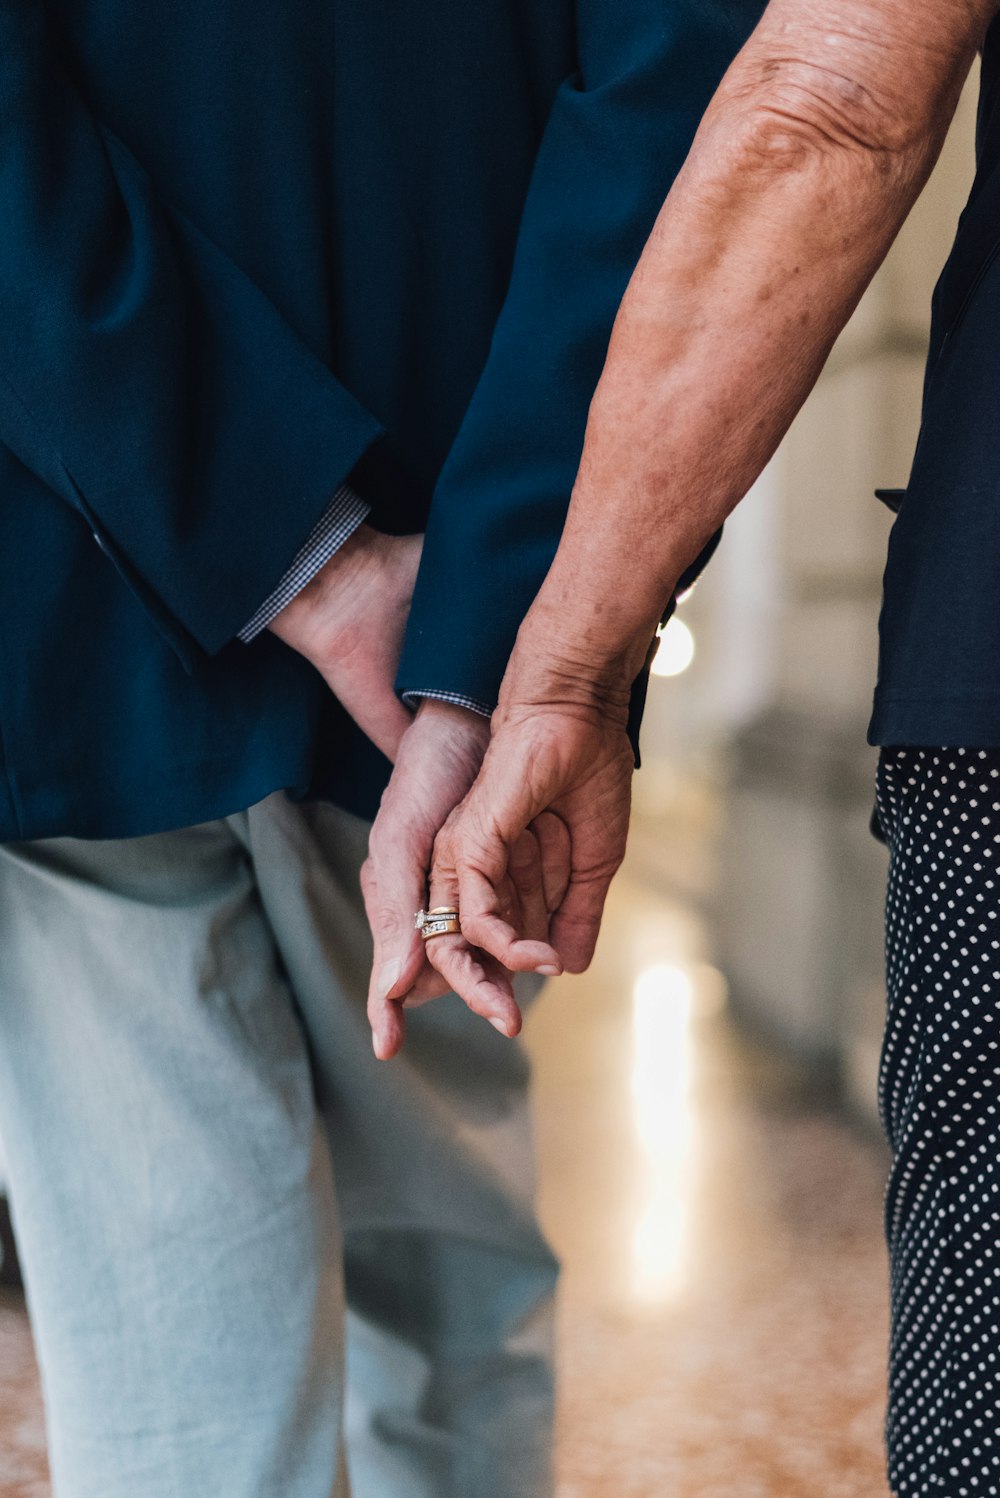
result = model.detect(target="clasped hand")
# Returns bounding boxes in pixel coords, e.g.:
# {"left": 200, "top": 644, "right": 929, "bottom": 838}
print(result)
{"left": 271, "top": 521, "right": 634, "bottom": 1058}
{"left": 366, "top": 651, "right": 635, "bottom": 1057}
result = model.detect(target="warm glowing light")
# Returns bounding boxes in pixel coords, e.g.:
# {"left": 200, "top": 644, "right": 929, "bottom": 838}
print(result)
{"left": 630, "top": 964, "right": 697, "bottom": 1302}
{"left": 632, "top": 966, "right": 692, "bottom": 1147}
{"left": 651, "top": 617, "right": 695, "bottom": 677}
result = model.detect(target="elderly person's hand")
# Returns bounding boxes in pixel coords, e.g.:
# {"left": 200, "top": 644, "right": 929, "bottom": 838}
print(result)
{"left": 413, "top": 0, "right": 999, "bottom": 1022}
{"left": 269, "top": 523, "right": 421, "bottom": 764}
{"left": 361, "top": 698, "right": 572, "bottom": 1059}
{"left": 421, "top": 674, "right": 634, "bottom": 1003}
{"left": 266, "top": 519, "right": 574, "bottom": 1059}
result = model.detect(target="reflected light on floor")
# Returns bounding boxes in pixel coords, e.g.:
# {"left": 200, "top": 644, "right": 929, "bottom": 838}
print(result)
{"left": 527, "top": 864, "right": 890, "bottom": 1495}
{"left": 631, "top": 964, "right": 695, "bottom": 1304}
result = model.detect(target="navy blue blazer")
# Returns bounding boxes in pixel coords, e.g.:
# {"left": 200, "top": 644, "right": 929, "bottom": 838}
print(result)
{"left": 0, "top": 0, "right": 761, "bottom": 840}
{"left": 871, "top": 15, "right": 1000, "bottom": 746}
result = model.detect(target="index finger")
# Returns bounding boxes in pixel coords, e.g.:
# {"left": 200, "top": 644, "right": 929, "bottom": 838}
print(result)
{"left": 456, "top": 865, "right": 562, "bottom": 977}
{"left": 423, "top": 931, "right": 524, "bottom": 1039}
{"left": 431, "top": 814, "right": 562, "bottom": 976}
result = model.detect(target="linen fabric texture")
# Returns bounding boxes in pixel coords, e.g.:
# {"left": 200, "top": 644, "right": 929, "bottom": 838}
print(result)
{"left": 0, "top": 795, "right": 556, "bottom": 1498}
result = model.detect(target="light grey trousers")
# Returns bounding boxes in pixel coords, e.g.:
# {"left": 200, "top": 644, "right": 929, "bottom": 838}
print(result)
{"left": 0, "top": 794, "right": 557, "bottom": 1498}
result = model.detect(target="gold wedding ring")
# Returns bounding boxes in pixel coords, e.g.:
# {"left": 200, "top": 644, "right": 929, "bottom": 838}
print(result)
{"left": 415, "top": 906, "right": 461, "bottom": 942}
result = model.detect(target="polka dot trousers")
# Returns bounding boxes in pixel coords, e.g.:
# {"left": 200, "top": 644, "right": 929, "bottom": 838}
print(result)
{"left": 877, "top": 748, "right": 1000, "bottom": 1497}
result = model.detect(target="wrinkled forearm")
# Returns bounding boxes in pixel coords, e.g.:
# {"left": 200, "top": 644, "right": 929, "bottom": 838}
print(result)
{"left": 504, "top": 0, "right": 993, "bottom": 710}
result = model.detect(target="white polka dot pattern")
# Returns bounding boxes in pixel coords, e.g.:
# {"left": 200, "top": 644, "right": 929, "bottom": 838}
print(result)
{"left": 877, "top": 748, "right": 1000, "bottom": 1497}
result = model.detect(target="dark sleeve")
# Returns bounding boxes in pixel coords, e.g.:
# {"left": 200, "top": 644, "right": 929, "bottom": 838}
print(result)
{"left": 0, "top": 5, "right": 382, "bottom": 661}
{"left": 396, "top": 0, "right": 764, "bottom": 708}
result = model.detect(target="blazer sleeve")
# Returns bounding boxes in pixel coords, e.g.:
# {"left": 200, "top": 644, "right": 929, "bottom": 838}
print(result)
{"left": 396, "top": 0, "right": 764, "bottom": 708}
{"left": 0, "top": 5, "right": 382, "bottom": 661}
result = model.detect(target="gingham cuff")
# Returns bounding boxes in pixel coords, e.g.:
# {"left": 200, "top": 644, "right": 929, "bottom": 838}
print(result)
{"left": 237, "top": 484, "right": 371, "bottom": 642}
{"left": 401, "top": 689, "right": 493, "bottom": 718}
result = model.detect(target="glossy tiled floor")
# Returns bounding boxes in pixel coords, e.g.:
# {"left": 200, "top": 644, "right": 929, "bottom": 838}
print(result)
{"left": 527, "top": 872, "right": 891, "bottom": 1497}
{"left": 0, "top": 866, "right": 892, "bottom": 1497}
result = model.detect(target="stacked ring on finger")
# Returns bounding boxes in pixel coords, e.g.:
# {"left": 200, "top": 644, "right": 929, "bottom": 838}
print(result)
{"left": 414, "top": 906, "right": 461, "bottom": 941}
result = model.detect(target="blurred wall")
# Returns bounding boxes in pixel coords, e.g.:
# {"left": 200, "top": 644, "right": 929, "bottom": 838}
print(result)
{"left": 633, "top": 72, "right": 981, "bottom": 1127}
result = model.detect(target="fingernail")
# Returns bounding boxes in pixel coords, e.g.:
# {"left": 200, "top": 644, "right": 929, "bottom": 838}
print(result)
{"left": 379, "top": 958, "right": 403, "bottom": 1000}
{"left": 489, "top": 1017, "right": 512, "bottom": 1037}
{"left": 372, "top": 1029, "right": 384, "bottom": 1059}
{"left": 536, "top": 964, "right": 561, "bottom": 978}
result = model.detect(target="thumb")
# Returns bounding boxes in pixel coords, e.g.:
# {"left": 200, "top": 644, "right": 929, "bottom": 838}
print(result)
{"left": 548, "top": 826, "right": 626, "bottom": 974}
{"left": 360, "top": 853, "right": 425, "bottom": 1060}
{"left": 435, "top": 797, "right": 561, "bottom": 975}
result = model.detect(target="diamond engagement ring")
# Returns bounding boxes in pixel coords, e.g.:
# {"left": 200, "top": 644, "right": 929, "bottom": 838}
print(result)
{"left": 414, "top": 907, "right": 461, "bottom": 941}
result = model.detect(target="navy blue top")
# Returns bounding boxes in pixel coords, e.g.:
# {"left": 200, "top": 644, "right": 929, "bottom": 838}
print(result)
{"left": 871, "top": 18, "right": 1000, "bottom": 746}
{"left": 0, "top": 0, "right": 761, "bottom": 841}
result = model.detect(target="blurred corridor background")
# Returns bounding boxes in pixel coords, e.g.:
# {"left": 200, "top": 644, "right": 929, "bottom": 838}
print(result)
{"left": 0, "top": 70, "right": 984, "bottom": 1498}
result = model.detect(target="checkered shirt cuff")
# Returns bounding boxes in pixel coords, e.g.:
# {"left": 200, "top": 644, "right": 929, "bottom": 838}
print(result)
{"left": 401, "top": 689, "right": 493, "bottom": 718}
{"left": 237, "top": 485, "right": 371, "bottom": 642}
